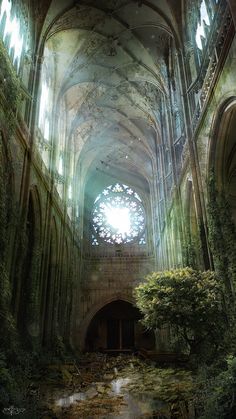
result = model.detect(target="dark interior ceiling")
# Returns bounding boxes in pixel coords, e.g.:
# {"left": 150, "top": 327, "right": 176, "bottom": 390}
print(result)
{"left": 39, "top": 0, "right": 181, "bottom": 190}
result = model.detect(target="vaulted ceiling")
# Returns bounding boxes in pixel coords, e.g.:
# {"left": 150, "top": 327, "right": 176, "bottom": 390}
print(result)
{"left": 40, "top": 0, "right": 182, "bottom": 191}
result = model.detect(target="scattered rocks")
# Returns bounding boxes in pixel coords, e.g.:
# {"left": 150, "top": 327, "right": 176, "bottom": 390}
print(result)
{"left": 85, "top": 387, "right": 98, "bottom": 399}
{"left": 103, "top": 373, "right": 114, "bottom": 380}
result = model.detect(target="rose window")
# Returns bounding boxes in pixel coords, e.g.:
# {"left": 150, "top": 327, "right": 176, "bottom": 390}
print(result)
{"left": 92, "top": 183, "right": 146, "bottom": 245}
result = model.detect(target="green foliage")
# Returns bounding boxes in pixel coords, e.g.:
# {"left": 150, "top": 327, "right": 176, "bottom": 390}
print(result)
{"left": 207, "top": 171, "right": 236, "bottom": 304}
{"left": 182, "top": 229, "right": 199, "bottom": 270}
{"left": 135, "top": 268, "right": 226, "bottom": 361}
{"left": 195, "top": 356, "right": 236, "bottom": 418}
{"left": 0, "top": 349, "right": 40, "bottom": 409}
{"left": 0, "top": 40, "right": 21, "bottom": 121}
{"left": 0, "top": 140, "right": 19, "bottom": 355}
{"left": 182, "top": 204, "right": 202, "bottom": 270}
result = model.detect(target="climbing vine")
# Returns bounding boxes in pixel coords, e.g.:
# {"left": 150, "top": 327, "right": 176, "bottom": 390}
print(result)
{"left": 0, "top": 39, "right": 21, "bottom": 137}
{"left": 182, "top": 223, "right": 200, "bottom": 269}
{"left": 207, "top": 171, "right": 236, "bottom": 304}
{"left": 0, "top": 137, "right": 18, "bottom": 355}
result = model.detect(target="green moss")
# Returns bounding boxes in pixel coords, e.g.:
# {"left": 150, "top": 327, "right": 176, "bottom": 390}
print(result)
{"left": 207, "top": 171, "right": 236, "bottom": 305}
{"left": 0, "top": 40, "right": 21, "bottom": 133}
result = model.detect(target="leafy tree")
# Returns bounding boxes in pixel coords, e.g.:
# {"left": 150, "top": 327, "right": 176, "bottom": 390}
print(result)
{"left": 135, "top": 268, "right": 226, "bottom": 361}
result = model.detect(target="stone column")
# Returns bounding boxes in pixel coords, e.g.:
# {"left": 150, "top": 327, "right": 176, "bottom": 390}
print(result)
{"left": 228, "top": 0, "right": 236, "bottom": 27}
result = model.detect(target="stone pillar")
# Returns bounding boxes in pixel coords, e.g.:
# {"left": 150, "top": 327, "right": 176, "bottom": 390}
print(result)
{"left": 228, "top": 0, "right": 236, "bottom": 27}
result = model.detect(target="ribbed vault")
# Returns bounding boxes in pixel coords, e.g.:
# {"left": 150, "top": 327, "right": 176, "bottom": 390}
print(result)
{"left": 39, "top": 0, "right": 180, "bottom": 191}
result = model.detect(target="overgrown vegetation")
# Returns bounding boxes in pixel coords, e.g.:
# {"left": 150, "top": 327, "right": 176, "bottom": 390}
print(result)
{"left": 0, "top": 41, "right": 21, "bottom": 143}
{"left": 207, "top": 170, "right": 236, "bottom": 308}
{"left": 135, "top": 268, "right": 225, "bottom": 363}
{"left": 135, "top": 266, "right": 236, "bottom": 417}
{"left": 194, "top": 171, "right": 236, "bottom": 418}
{"left": 134, "top": 173, "right": 236, "bottom": 417}
{"left": 194, "top": 356, "right": 236, "bottom": 419}
{"left": 0, "top": 138, "right": 23, "bottom": 409}
{"left": 0, "top": 153, "right": 71, "bottom": 410}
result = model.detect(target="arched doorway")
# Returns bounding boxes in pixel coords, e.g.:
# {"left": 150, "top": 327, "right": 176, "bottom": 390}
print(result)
{"left": 210, "top": 99, "right": 236, "bottom": 224}
{"left": 17, "top": 189, "right": 42, "bottom": 343}
{"left": 42, "top": 217, "right": 58, "bottom": 346}
{"left": 85, "top": 300, "right": 155, "bottom": 352}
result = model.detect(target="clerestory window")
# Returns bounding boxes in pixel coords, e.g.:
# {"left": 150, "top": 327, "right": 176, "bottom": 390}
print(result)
{"left": 38, "top": 81, "right": 50, "bottom": 141}
{"left": 0, "top": 0, "right": 25, "bottom": 71}
{"left": 195, "top": 0, "right": 210, "bottom": 50}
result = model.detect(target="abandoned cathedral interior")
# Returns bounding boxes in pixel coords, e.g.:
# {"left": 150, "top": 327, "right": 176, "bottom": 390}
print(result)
{"left": 1, "top": 0, "right": 236, "bottom": 417}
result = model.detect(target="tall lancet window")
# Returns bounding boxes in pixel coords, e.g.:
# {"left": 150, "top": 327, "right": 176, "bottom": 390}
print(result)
{"left": 0, "top": 0, "right": 26, "bottom": 71}
{"left": 195, "top": 0, "right": 210, "bottom": 50}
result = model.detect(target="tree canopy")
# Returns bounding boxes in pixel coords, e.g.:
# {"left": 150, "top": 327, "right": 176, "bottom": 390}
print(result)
{"left": 135, "top": 268, "right": 226, "bottom": 358}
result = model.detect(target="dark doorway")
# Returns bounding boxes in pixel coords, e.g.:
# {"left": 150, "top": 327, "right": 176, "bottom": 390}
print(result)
{"left": 107, "top": 318, "right": 134, "bottom": 349}
{"left": 85, "top": 299, "right": 154, "bottom": 352}
{"left": 122, "top": 319, "right": 134, "bottom": 348}
{"left": 107, "top": 318, "right": 120, "bottom": 349}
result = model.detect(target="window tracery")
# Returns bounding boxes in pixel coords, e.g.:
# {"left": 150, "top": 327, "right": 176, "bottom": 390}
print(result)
{"left": 0, "top": 0, "right": 26, "bottom": 71}
{"left": 195, "top": 0, "right": 210, "bottom": 49}
{"left": 92, "top": 183, "right": 146, "bottom": 246}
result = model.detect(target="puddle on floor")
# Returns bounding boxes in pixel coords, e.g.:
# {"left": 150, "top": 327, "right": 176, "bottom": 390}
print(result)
{"left": 109, "top": 376, "right": 170, "bottom": 418}
{"left": 56, "top": 391, "right": 86, "bottom": 407}
{"left": 23, "top": 354, "right": 194, "bottom": 418}
{"left": 51, "top": 374, "right": 172, "bottom": 418}
{"left": 48, "top": 377, "right": 177, "bottom": 419}
{"left": 111, "top": 377, "right": 131, "bottom": 394}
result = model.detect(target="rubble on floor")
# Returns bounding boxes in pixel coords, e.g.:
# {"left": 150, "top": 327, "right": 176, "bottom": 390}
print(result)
{"left": 35, "top": 353, "right": 194, "bottom": 418}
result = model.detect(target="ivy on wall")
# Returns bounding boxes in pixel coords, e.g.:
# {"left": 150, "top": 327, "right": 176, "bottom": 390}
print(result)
{"left": 182, "top": 225, "right": 200, "bottom": 269}
{"left": 0, "top": 40, "right": 21, "bottom": 133}
{"left": 207, "top": 171, "right": 236, "bottom": 306}
{"left": 0, "top": 137, "right": 18, "bottom": 354}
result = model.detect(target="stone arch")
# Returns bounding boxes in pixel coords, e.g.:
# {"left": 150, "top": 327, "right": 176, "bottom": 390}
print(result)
{"left": 58, "top": 237, "right": 70, "bottom": 340}
{"left": 29, "top": 186, "right": 42, "bottom": 246}
{"left": 0, "top": 130, "right": 14, "bottom": 249}
{"left": 17, "top": 187, "right": 42, "bottom": 343}
{"left": 79, "top": 294, "right": 136, "bottom": 351}
{"left": 82, "top": 296, "right": 155, "bottom": 352}
{"left": 208, "top": 96, "right": 236, "bottom": 223}
{"left": 42, "top": 216, "right": 59, "bottom": 345}
{"left": 27, "top": 187, "right": 42, "bottom": 342}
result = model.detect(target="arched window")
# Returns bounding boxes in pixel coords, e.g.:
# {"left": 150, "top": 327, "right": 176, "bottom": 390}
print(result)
{"left": 92, "top": 183, "right": 146, "bottom": 246}
{"left": 0, "top": 0, "right": 26, "bottom": 71}
{"left": 58, "top": 154, "right": 63, "bottom": 176}
{"left": 55, "top": 97, "right": 67, "bottom": 199}
{"left": 38, "top": 80, "right": 50, "bottom": 141}
{"left": 195, "top": 0, "right": 210, "bottom": 50}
